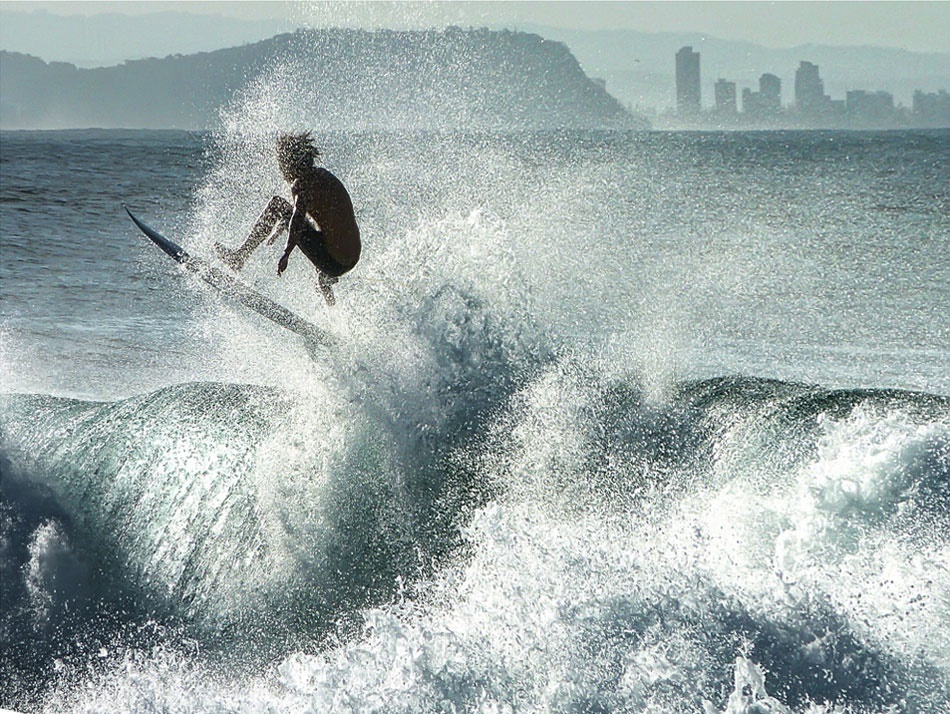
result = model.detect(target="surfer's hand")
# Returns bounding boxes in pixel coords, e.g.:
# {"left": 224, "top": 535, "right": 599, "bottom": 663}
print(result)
{"left": 277, "top": 254, "right": 289, "bottom": 276}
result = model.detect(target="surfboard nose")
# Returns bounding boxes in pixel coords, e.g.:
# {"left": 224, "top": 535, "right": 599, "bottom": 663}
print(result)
{"left": 125, "top": 207, "right": 188, "bottom": 263}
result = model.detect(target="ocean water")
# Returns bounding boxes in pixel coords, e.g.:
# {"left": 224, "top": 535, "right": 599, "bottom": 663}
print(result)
{"left": 1, "top": 125, "right": 949, "bottom": 713}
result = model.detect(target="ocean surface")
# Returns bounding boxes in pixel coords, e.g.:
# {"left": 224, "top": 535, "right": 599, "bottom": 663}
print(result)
{"left": 1, "top": 126, "right": 948, "bottom": 713}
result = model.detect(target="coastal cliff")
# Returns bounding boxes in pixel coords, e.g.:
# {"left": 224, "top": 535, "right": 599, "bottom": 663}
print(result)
{"left": 0, "top": 28, "right": 648, "bottom": 130}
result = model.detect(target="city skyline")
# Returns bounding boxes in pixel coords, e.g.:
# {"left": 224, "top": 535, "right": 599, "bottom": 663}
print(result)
{"left": 672, "top": 46, "right": 949, "bottom": 128}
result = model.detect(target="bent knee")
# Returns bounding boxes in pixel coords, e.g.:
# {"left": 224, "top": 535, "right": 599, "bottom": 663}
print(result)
{"left": 265, "top": 196, "right": 293, "bottom": 221}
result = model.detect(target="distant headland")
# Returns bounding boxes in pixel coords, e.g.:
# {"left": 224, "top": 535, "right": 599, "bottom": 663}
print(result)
{"left": 0, "top": 28, "right": 649, "bottom": 131}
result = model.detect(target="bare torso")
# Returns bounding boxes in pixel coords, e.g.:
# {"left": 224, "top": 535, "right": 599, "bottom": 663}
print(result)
{"left": 291, "top": 167, "right": 361, "bottom": 267}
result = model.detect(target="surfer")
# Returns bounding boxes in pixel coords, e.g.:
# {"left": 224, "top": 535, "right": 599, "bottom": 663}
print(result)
{"left": 214, "top": 132, "right": 361, "bottom": 305}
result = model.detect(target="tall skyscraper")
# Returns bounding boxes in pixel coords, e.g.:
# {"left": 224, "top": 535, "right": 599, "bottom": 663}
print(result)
{"left": 795, "top": 61, "right": 827, "bottom": 115}
{"left": 715, "top": 79, "right": 737, "bottom": 114}
{"left": 676, "top": 46, "right": 701, "bottom": 116}
{"left": 759, "top": 74, "right": 782, "bottom": 113}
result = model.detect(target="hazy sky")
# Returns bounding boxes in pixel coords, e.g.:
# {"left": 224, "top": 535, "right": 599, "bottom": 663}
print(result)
{"left": 2, "top": 1, "right": 948, "bottom": 54}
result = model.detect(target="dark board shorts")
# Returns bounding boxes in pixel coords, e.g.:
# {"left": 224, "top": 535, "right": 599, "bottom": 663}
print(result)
{"left": 297, "top": 225, "right": 353, "bottom": 278}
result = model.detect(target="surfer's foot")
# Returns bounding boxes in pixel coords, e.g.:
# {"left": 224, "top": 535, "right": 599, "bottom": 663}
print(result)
{"left": 214, "top": 243, "right": 245, "bottom": 271}
{"left": 317, "top": 273, "right": 338, "bottom": 306}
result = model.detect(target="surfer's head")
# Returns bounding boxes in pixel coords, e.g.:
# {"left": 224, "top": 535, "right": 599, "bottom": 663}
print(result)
{"left": 276, "top": 132, "right": 320, "bottom": 181}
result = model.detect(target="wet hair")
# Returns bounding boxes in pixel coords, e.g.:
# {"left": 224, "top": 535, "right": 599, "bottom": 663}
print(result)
{"left": 276, "top": 132, "right": 321, "bottom": 178}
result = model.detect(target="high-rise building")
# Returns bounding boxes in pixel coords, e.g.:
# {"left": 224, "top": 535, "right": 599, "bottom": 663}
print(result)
{"left": 676, "top": 46, "right": 701, "bottom": 116}
{"left": 715, "top": 79, "right": 737, "bottom": 114}
{"left": 759, "top": 74, "right": 782, "bottom": 112}
{"left": 847, "top": 90, "right": 895, "bottom": 125}
{"left": 795, "top": 61, "right": 828, "bottom": 115}
{"left": 742, "top": 74, "right": 782, "bottom": 120}
{"left": 913, "top": 90, "right": 950, "bottom": 126}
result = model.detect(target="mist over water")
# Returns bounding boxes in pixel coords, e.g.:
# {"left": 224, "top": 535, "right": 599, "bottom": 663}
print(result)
{"left": 1, "top": 51, "right": 949, "bottom": 713}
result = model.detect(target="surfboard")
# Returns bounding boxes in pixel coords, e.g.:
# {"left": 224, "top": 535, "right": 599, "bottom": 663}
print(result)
{"left": 125, "top": 207, "right": 334, "bottom": 349}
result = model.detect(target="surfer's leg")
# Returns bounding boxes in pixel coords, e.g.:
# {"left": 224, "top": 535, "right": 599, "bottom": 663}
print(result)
{"left": 316, "top": 271, "right": 338, "bottom": 306}
{"left": 215, "top": 196, "right": 293, "bottom": 271}
{"left": 296, "top": 227, "right": 345, "bottom": 306}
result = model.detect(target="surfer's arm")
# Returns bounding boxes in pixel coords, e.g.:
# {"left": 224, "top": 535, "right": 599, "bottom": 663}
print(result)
{"left": 277, "top": 195, "right": 306, "bottom": 276}
{"left": 264, "top": 221, "right": 288, "bottom": 246}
